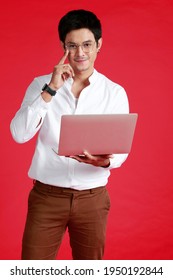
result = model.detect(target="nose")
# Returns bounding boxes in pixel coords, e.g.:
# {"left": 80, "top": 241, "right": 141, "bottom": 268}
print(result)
{"left": 76, "top": 45, "right": 85, "bottom": 55}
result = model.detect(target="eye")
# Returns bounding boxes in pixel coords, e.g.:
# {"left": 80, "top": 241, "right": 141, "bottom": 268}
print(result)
{"left": 83, "top": 42, "right": 92, "bottom": 48}
{"left": 68, "top": 44, "right": 77, "bottom": 49}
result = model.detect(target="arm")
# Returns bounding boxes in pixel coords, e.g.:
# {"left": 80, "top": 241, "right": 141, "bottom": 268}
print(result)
{"left": 10, "top": 78, "right": 49, "bottom": 143}
{"left": 107, "top": 86, "right": 130, "bottom": 169}
{"left": 10, "top": 50, "right": 74, "bottom": 143}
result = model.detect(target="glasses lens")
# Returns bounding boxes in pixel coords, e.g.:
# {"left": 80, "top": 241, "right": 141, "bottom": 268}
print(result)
{"left": 82, "top": 42, "right": 94, "bottom": 53}
{"left": 66, "top": 43, "right": 77, "bottom": 53}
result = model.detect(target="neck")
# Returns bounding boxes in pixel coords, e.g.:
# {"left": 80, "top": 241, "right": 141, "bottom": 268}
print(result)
{"left": 71, "top": 70, "right": 94, "bottom": 98}
{"left": 73, "top": 68, "right": 94, "bottom": 83}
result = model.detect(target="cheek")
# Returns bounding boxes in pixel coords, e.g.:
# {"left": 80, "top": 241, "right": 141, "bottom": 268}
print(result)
{"left": 67, "top": 54, "right": 74, "bottom": 64}
{"left": 89, "top": 52, "right": 98, "bottom": 63}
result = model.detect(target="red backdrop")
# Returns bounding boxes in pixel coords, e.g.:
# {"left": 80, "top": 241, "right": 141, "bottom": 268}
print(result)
{"left": 1, "top": 0, "right": 173, "bottom": 260}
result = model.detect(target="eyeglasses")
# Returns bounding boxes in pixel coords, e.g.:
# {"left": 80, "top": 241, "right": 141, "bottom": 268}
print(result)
{"left": 65, "top": 41, "right": 96, "bottom": 54}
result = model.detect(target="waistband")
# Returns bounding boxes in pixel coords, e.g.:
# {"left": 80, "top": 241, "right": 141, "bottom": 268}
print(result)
{"left": 34, "top": 180, "right": 106, "bottom": 194}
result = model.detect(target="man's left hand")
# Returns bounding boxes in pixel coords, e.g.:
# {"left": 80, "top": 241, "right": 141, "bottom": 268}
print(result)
{"left": 70, "top": 151, "right": 113, "bottom": 167}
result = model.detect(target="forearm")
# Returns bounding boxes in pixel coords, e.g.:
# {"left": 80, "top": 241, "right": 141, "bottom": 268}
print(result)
{"left": 10, "top": 94, "right": 48, "bottom": 143}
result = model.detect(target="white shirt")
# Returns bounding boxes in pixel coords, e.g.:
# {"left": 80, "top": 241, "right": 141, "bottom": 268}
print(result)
{"left": 10, "top": 69, "right": 129, "bottom": 190}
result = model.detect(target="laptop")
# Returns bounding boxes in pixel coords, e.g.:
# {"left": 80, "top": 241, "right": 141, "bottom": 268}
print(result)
{"left": 57, "top": 113, "right": 138, "bottom": 156}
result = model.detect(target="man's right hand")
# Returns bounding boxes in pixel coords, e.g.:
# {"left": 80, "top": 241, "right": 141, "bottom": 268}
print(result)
{"left": 49, "top": 49, "right": 74, "bottom": 90}
{"left": 41, "top": 49, "right": 74, "bottom": 102}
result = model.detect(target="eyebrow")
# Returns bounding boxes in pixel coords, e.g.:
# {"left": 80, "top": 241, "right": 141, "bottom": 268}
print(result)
{"left": 66, "top": 40, "right": 93, "bottom": 44}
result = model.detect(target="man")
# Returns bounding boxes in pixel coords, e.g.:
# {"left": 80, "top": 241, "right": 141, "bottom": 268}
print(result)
{"left": 10, "top": 9, "right": 129, "bottom": 260}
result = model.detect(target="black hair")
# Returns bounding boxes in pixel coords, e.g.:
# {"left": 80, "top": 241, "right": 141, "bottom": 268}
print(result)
{"left": 58, "top": 9, "right": 102, "bottom": 43}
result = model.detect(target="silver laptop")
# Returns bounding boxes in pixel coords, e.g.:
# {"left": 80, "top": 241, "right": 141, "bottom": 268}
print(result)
{"left": 57, "top": 113, "right": 138, "bottom": 156}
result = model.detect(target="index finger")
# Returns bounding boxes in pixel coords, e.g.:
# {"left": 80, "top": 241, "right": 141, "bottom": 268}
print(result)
{"left": 58, "top": 49, "right": 69, "bottom": 65}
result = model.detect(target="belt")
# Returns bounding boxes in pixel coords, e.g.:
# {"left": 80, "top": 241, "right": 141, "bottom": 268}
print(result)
{"left": 34, "top": 180, "right": 105, "bottom": 194}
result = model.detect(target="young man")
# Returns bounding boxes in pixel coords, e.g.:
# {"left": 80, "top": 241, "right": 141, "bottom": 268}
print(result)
{"left": 10, "top": 9, "right": 129, "bottom": 260}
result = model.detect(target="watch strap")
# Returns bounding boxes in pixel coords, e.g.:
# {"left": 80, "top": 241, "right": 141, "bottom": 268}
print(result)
{"left": 42, "top": 84, "right": 57, "bottom": 96}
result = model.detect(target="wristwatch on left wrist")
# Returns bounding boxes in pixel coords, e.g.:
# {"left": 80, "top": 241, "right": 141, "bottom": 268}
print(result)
{"left": 42, "top": 83, "right": 57, "bottom": 96}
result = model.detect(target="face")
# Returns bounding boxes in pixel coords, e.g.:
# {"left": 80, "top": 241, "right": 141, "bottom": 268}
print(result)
{"left": 63, "top": 28, "right": 102, "bottom": 74}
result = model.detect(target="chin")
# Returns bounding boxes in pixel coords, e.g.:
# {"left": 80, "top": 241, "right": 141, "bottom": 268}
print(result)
{"left": 77, "top": 65, "right": 91, "bottom": 72}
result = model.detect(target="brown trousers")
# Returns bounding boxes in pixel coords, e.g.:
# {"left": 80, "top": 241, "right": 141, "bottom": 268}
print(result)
{"left": 22, "top": 180, "right": 111, "bottom": 260}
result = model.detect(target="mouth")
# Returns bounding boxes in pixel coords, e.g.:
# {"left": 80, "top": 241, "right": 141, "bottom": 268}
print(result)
{"left": 74, "top": 57, "right": 88, "bottom": 63}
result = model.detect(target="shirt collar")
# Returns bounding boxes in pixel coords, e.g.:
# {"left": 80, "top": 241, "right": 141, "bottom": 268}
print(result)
{"left": 89, "top": 69, "right": 98, "bottom": 84}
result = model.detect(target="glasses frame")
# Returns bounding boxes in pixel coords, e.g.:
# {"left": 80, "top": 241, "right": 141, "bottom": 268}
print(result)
{"left": 65, "top": 41, "right": 96, "bottom": 54}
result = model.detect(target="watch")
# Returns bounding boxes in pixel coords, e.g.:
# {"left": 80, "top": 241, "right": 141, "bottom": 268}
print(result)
{"left": 42, "top": 84, "right": 57, "bottom": 96}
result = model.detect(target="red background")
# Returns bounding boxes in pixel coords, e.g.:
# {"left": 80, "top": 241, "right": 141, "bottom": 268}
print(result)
{"left": 1, "top": 0, "right": 173, "bottom": 260}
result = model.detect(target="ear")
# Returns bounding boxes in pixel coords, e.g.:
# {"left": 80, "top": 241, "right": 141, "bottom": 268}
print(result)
{"left": 97, "top": 38, "right": 103, "bottom": 52}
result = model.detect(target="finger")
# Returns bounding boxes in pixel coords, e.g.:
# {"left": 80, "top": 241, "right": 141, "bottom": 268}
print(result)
{"left": 83, "top": 150, "right": 94, "bottom": 160}
{"left": 62, "top": 69, "right": 74, "bottom": 80}
{"left": 62, "top": 65, "right": 74, "bottom": 76}
{"left": 70, "top": 155, "right": 84, "bottom": 162}
{"left": 58, "top": 49, "right": 69, "bottom": 65}
{"left": 83, "top": 152, "right": 113, "bottom": 160}
{"left": 102, "top": 154, "right": 114, "bottom": 159}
